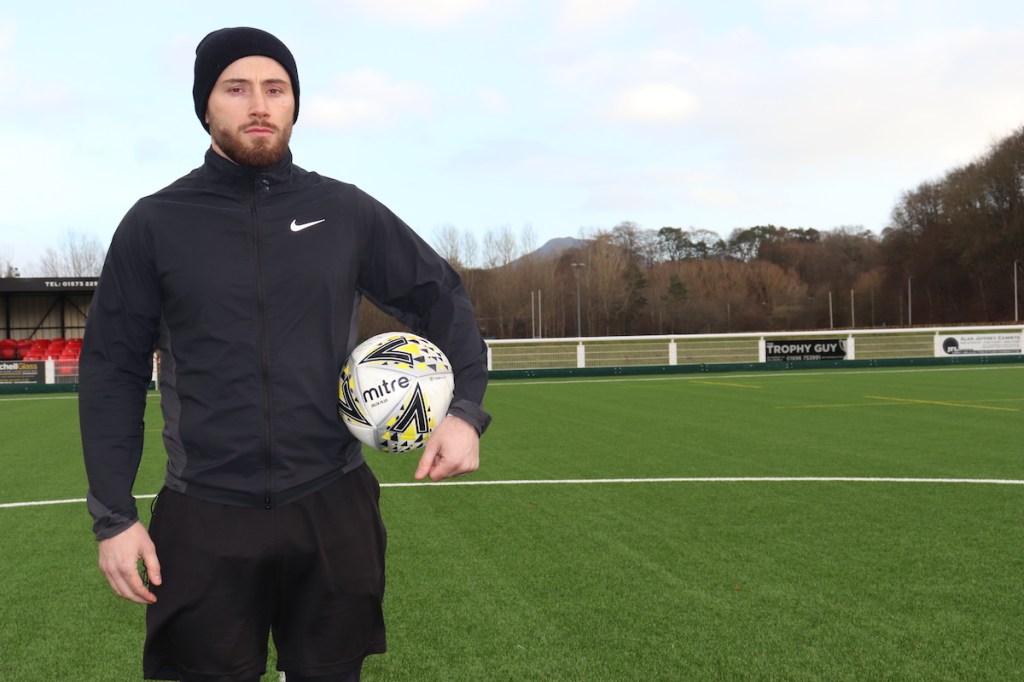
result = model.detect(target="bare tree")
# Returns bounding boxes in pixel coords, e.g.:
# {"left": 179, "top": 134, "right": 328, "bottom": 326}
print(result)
{"left": 1, "top": 251, "right": 19, "bottom": 278}
{"left": 519, "top": 223, "right": 537, "bottom": 257}
{"left": 610, "top": 221, "right": 642, "bottom": 262}
{"left": 36, "top": 230, "right": 107, "bottom": 277}
{"left": 433, "top": 223, "right": 464, "bottom": 269}
{"left": 578, "top": 231, "right": 630, "bottom": 335}
{"left": 743, "top": 260, "right": 808, "bottom": 330}
{"left": 482, "top": 225, "right": 519, "bottom": 268}
{"left": 690, "top": 229, "right": 727, "bottom": 259}
{"left": 461, "top": 230, "right": 479, "bottom": 269}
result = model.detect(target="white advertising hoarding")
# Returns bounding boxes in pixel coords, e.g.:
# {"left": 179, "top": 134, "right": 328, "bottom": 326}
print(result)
{"left": 934, "top": 332, "right": 1024, "bottom": 357}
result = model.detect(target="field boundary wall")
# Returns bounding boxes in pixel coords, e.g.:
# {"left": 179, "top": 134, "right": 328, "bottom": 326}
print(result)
{"left": 2, "top": 324, "right": 1021, "bottom": 394}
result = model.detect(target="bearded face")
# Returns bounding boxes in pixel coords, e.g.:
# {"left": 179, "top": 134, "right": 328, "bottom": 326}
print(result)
{"left": 209, "top": 116, "right": 293, "bottom": 168}
{"left": 205, "top": 56, "right": 295, "bottom": 168}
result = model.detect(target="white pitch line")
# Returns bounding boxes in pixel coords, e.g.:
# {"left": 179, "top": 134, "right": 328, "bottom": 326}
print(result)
{"left": 3, "top": 477, "right": 1022, "bottom": 509}
{"left": 0, "top": 494, "right": 157, "bottom": 509}
{"left": 378, "top": 477, "right": 1024, "bottom": 487}
{"left": 2, "top": 363, "right": 1021, "bottom": 399}
{"left": 0, "top": 395, "right": 81, "bottom": 402}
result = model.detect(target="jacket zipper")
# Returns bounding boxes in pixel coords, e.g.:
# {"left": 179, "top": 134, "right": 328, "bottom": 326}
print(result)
{"left": 251, "top": 176, "right": 274, "bottom": 509}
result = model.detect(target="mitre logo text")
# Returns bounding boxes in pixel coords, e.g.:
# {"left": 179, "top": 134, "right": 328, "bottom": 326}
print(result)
{"left": 362, "top": 376, "right": 411, "bottom": 404}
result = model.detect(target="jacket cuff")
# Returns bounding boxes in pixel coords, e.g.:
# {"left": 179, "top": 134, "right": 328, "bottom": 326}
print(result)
{"left": 88, "top": 491, "right": 139, "bottom": 541}
{"left": 446, "top": 398, "right": 492, "bottom": 436}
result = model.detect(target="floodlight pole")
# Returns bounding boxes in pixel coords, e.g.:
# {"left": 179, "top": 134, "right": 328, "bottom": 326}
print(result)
{"left": 1015, "top": 260, "right": 1020, "bottom": 322}
{"left": 907, "top": 276, "right": 913, "bottom": 327}
{"left": 538, "top": 289, "right": 543, "bottom": 339}
{"left": 571, "top": 262, "right": 585, "bottom": 337}
{"left": 530, "top": 291, "right": 536, "bottom": 338}
{"left": 871, "top": 287, "right": 875, "bottom": 327}
{"left": 530, "top": 290, "right": 544, "bottom": 338}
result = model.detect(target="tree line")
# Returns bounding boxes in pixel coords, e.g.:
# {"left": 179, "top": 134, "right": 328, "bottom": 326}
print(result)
{"left": 1, "top": 231, "right": 107, "bottom": 279}
{"left": 7, "top": 125, "right": 1023, "bottom": 339}
{"left": 369, "top": 124, "right": 1024, "bottom": 339}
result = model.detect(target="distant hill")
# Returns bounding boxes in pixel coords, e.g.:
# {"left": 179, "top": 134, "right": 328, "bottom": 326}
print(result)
{"left": 509, "top": 237, "right": 583, "bottom": 266}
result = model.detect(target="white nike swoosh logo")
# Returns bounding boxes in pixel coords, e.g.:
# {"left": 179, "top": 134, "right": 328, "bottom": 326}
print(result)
{"left": 290, "top": 218, "right": 326, "bottom": 232}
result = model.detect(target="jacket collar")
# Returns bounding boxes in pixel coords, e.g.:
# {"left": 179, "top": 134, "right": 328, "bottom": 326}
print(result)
{"left": 201, "top": 147, "right": 294, "bottom": 188}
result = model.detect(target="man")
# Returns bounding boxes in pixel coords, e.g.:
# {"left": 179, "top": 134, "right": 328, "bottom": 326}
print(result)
{"left": 80, "top": 27, "right": 490, "bottom": 682}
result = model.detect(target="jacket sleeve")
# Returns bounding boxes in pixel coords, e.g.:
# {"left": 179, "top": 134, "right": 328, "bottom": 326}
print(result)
{"left": 356, "top": 194, "right": 492, "bottom": 435}
{"left": 79, "top": 207, "right": 162, "bottom": 540}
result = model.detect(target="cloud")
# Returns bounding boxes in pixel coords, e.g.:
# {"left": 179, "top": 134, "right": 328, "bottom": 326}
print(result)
{"left": 610, "top": 84, "right": 698, "bottom": 124}
{"left": 759, "top": 0, "right": 887, "bottom": 28}
{"left": 1, "top": 22, "right": 74, "bottom": 115}
{"left": 685, "top": 185, "right": 744, "bottom": 208}
{"left": 343, "top": 0, "right": 486, "bottom": 27}
{"left": 305, "top": 69, "right": 435, "bottom": 129}
{"left": 0, "top": 20, "right": 15, "bottom": 67}
{"left": 560, "top": 0, "right": 639, "bottom": 29}
{"left": 448, "top": 137, "right": 566, "bottom": 178}
{"left": 473, "top": 88, "right": 509, "bottom": 115}
{"left": 162, "top": 32, "right": 202, "bottom": 84}
{"left": 672, "top": 23, "right": 1024, "bottom": 183}
{"left": 580, "top": 165, "right": 749, "bottom": 216}
{"left": 547, "top": 52, "right": 619, "bottom": 89}
{"left": 544, "top": 44, "right": 702, "bottom": 126}
{"left": 583, "top": 185, "right": 662, "bottom": 212}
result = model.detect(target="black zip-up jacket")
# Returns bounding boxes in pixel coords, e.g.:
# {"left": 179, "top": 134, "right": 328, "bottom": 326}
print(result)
{"left": 80, "top": 149, "right": 490, "bottom": 540}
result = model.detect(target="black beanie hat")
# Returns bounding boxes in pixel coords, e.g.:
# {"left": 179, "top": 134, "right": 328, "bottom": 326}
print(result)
{"left": 193, "top": 27, "right": 300, "bottom": 132}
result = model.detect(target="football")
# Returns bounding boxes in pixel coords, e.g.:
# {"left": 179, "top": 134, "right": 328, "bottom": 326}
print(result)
{"left": 338, "top": 332, "right": 455, "bottom": 452}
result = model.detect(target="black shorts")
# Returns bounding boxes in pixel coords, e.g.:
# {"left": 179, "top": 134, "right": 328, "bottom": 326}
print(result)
{"left": 143, "top": 464, "right": 387, "bottom": 681}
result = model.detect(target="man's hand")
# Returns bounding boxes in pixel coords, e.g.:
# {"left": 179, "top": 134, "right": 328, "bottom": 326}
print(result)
{"left": 415, "top": 415, "right": 480, "bottom": 482}
{"left": 98, "top": 521, "right": 162, "bottom": 604}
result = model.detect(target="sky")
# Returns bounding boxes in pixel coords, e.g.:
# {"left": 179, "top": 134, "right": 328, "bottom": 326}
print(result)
{"left": 3, "top": 0, "right": 1024, "bottom": 272}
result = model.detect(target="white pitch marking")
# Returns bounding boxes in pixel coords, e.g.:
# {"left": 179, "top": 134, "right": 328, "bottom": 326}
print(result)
{"left": 4, "top": 477, "right": 1022, "bottom": 509}
{"left": 377, "top": 477, "right": 1024, "bottom": 487}
{"left": 1, "top": 364, "right": 1020, "bottom": 399}
{"left": 0, "top": 494, "right": 157, "bottom": 509}
{"left": 0, "top": 392, "right": 162, "bottom": 403}
{"left": 0, "top": 395, "right": 80, "bottom": 402}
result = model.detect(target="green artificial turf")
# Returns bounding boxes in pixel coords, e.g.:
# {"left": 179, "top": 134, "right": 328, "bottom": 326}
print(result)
{"left": 1, "top": 365, "right": 1021, "bottom": 680}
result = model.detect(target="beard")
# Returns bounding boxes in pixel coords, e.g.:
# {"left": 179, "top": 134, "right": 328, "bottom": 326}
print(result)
{"left": 210, "top": 118, "right": 292, "bottom": 168}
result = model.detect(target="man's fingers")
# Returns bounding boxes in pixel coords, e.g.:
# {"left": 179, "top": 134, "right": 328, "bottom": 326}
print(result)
{"left": 97, "top": 522, "right": 159, "bottom": 604}
{"left": 414, "top": 445, "right": 439, "bottom": 481}
{"left": 102, "top": 562, "right": 156, "bottom": 604}
{"left": 413, "top": 416, "right": 480, "bottom": 481}
{"left": 414, "top": 445, "right": 463, "bottom": 482}
{"left": 418, "top": 449, "right": 478, "bottom": 482}
{"left": 142, "top": 547, "right": 162, "bottom": 587}
{"left": 125, "top": 568, "right": 158, "bottom": 604}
